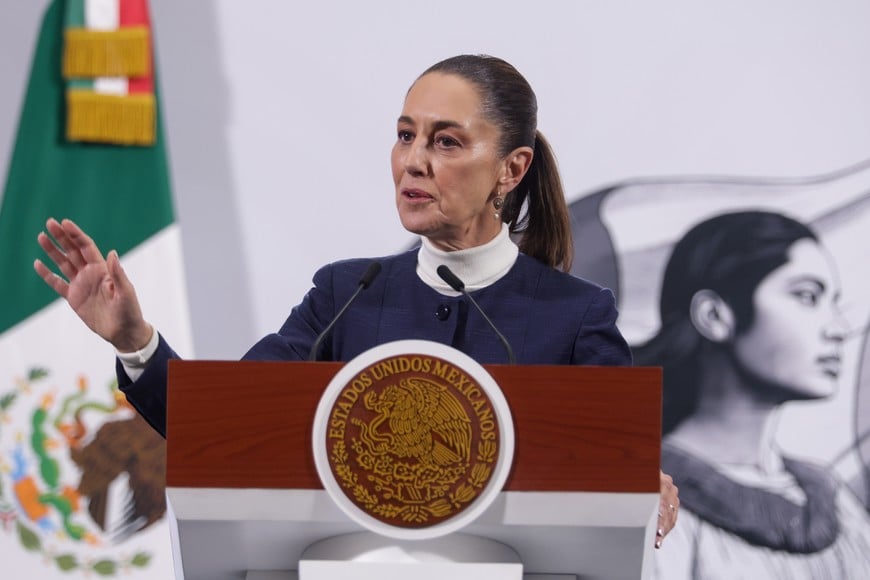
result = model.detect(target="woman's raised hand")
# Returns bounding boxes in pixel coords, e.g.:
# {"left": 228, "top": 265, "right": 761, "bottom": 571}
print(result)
{"left": 34, "top": 218, "right": 153, "bottom": 353}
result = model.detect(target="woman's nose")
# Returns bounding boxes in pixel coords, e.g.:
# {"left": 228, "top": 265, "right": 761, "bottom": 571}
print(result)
{"left": 823, "top": 307, "right": 849, "bottom": 343}
{"left": 403, "top": 139, "right": 429, "bottom": 176}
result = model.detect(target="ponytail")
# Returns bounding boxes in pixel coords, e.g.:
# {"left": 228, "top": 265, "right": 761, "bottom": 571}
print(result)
{"left": 502, "top": 131, "right": 573, "bottom": 271}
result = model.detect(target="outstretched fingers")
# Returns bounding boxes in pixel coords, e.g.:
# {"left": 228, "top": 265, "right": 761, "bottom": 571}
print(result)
{"left": 33, "top": 257, "right": 69, "bottom": 299}
{"left": 106, "top": 250, "right": 133, "bottom": 294}
{"left": 34, "top": 217, "right": 150, "bottom": 350}
{"left": 36, "top": 217, "right": 111, "bottom": 302}
{"left": 36, "top": 229, "right": 78, "bottom": 281}
{"left": 60, "top": 218, "right": 106, "bottom": 266}
{"left": 43, "top": 218, "right": 86, "bottom": 270}
{"left": 38, "top": 218, "right": 109, "bottom": 276}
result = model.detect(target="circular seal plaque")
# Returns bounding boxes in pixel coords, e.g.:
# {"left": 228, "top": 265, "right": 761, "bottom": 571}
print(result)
{"left": 313, "top": 340, "right": 515, "bottom": 540}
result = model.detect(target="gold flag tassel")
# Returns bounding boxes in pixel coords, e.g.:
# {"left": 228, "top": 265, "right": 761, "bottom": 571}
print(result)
{"left": 63, "top": 27, "right": 150, "bottom": 78}
{"left": 66, "top": 90, "right": 155, "bottom": 146}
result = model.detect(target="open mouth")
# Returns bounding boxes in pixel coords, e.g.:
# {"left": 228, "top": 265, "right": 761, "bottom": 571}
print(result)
{"left": 402, "top": 188, "right": 433, "bottom": 200}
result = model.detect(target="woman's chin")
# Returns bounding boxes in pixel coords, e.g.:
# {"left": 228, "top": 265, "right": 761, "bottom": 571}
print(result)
{"left": 398, "top": 213, "right": 438, "bottom": 239}
{"left": 771, "top": 377, "right": 837, "bottom": 402}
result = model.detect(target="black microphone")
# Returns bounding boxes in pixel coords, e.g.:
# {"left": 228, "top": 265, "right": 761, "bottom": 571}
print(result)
{"left": 436, "top": 265, "right": 516, "bottom": 365}
{"left": 308, "top": 261, "right": 382, "bottom": 361}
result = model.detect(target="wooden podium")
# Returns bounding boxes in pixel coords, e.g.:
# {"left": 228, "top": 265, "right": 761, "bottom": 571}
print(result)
{"left": 165, "top": 360, "right": 662, "bottom": 580}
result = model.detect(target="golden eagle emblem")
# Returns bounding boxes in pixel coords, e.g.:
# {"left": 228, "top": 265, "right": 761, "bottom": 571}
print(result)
{"left": 358, "top": 378, "right": 471, "bottom": 465}
{"left": 326, "top": 355, "right": 500, "bottom": 528}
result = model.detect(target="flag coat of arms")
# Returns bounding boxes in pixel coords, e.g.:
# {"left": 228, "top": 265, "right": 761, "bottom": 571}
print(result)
{"left": 0, "top": 0, "right": 192, "bottom": 577}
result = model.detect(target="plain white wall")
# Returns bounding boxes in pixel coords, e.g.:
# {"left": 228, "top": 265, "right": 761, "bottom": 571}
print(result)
{"left": 2, "top": 0, "right": 870, "bottom": 360}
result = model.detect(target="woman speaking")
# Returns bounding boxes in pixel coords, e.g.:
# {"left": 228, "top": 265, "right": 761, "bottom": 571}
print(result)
{"left": 34, "top": 54, "right": 679, "bottom": 545}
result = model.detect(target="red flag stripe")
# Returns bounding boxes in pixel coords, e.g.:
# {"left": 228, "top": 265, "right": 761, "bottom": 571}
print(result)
{"left": 120, "top": 0, "right": 153, "bottom": 94}
{"left": 119, "top": 0, "right": 149, "bottom": 26}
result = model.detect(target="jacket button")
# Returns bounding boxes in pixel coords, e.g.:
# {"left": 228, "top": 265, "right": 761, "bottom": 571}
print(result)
{"left": 435, "top": 304, "right": 451, "bottom": 321}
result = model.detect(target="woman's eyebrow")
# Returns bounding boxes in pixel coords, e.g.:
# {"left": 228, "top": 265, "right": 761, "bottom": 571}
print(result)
{"left": 397, "top": 115, "right": 464, "bottom": 132}
{"left": 787, "top": 276, "right": 826, "bottom": 293}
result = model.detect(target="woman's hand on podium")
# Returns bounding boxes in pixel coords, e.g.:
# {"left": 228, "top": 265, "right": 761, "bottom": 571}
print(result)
{"left": 34, "top": 218, "right": 153, "bottom": 353}
{"left": 656, "top": 470, "right": 680, "bottom": 548}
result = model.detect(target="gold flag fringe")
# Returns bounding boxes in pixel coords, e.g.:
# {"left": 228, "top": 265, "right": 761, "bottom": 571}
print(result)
{"left": 66, "top": 90, "right": 155, "bottom": 146}
{"left": 63, "top": 27, "right": 150, "bottom": 78}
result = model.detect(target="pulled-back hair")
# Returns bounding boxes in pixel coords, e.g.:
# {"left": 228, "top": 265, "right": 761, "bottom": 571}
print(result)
{"left": 421, "top": 55, "right": 573, "bottom": 271}
{"left": 633, "top": 210, "right": 818, "bottom": 434}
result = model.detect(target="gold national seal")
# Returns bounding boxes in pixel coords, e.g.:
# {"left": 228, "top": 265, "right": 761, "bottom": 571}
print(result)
{"left": 325, "top": 354, "right": 501, "bottom": 528}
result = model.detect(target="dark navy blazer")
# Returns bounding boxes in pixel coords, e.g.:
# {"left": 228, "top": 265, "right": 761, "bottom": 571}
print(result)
{"left": 120, "top": 249, "right": 632, "bottom": 436}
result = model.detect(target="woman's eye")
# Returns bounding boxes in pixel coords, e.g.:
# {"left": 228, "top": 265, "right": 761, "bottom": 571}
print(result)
{"left": 791, "top": 289, "right": 819, "bottom": 306}
{"left": 436, "top": 135, "right": 459, "bottom": 148}
{"left": 397, "top": 130, "right": 414, "bottom": 143}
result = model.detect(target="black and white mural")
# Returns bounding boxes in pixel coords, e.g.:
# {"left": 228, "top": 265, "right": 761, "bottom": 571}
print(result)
{"left": 570, "top": 159, "right": 870, "bottom": 578}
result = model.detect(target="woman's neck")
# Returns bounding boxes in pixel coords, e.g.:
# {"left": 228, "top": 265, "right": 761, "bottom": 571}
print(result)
{"left": 667, "top": 348, "right": 785, "bottom": 472}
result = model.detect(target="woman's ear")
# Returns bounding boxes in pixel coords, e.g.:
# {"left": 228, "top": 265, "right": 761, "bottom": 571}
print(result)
{"left": 498, "top": 146, "right": 534, "bottom": 193}
{"left": 689, "top": 289, "right": 736, "bottom": 343}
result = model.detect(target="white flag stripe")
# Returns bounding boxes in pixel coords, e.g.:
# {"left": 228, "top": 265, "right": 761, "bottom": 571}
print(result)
{"left": 125, "top": 224, "right": 195, "bottom": 358}
{"left": 94, "top": 77, "right": 129, "bottom": 95}
{"left": 85, "top": 0, "right": 119, "bottom": 31}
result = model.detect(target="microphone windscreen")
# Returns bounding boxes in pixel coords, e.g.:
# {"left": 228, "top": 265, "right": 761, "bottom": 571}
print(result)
{"left": 359, "top": 261, "right": 382, "bottom": 289}
{"left": 436, "top": 265, "right": 465, "bottom": 292}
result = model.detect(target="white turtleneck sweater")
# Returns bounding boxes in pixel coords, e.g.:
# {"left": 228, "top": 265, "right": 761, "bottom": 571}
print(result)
{"left": 416, "top": 223, "right": 519, "bottom": 296}
{"left": 119, "top": 224, "right": 520, "bottom": 378}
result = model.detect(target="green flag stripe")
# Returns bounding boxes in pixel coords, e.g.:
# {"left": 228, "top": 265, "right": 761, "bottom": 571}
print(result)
{"left": 68, "top": 78, "right": 93, "bottom": 89}
{"left": 64, "top": 0, "right": 84, "bottom": 28}
{"left": 0, "top": 0, "right": 174, "bottom": 334}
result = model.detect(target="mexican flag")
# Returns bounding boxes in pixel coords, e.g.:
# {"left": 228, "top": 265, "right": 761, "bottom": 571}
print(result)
{"left": 0, "top": 1, "right": 191, "bottom": 578}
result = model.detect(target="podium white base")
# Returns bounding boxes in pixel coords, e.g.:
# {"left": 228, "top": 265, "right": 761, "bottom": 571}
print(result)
{"left": 299, "top": 561, "right": 521, "bottom": 580}
{"left": 298, "top": 532, "right": 521, "bottom": 580}
{"left": 169, "top": 487, "right": 657, "bottom": 580}
{"left": 245, "top": 572, "right": 576, "bottom": 580}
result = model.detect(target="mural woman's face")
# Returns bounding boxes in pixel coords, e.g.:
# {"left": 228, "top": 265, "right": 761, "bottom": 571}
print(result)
{"left": 732, "top": 238, "right": 846, "bottom": 400}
